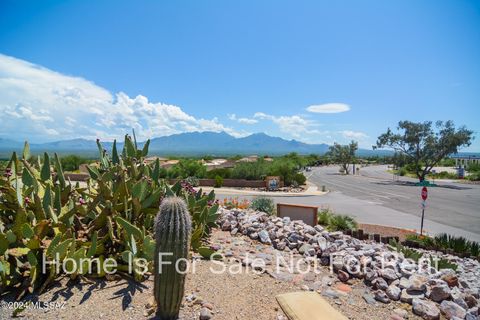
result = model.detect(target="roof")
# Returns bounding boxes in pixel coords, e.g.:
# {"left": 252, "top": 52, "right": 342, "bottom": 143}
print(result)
{"left": 450, "top": 154, "right": 480, "bottom": 160}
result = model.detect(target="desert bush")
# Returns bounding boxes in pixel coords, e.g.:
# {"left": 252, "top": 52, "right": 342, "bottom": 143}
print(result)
{"left": 168, "top": 159, "right": 207, "bottom": 179}
{"left": 250, "top": 196, "right": 275, "bottom": 215}
{"left": 467, "top": 162, "right": 480, "bottom": 172}
{"left": 292, "top": 172, "right": 306, "bottom": 185}
{"left": 428, "top": 171, "right": 457, "bottom": 179}
{"left": 317, "top": 209, "right": 333, "bottom": 225}
{"left": 214, "top": 175, "right": 223, "bottom": 188}
{"left": 206, "top": 168, "right": 231, "bottom": 179}
{"left": 231, "top": 160, "right": 267, "bottom": 180}
{"left": 60, "top": 154, "right": 89, "bottom": 171}
{"left": 328, "top": 214, "right": 358, "bottom": 231}
{"left": 466, "top": 171, "right": 480, "bottom": 181}
{"left": 397, "top": 167, "right": 407, "bottom": 176}
{"left": 317, "top": 209, "right": 357, "bottom": 231}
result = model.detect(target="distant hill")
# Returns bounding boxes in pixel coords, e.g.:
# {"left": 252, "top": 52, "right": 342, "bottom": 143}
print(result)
{"left": 0, "top": 131, "right": 390, "bottom": 157}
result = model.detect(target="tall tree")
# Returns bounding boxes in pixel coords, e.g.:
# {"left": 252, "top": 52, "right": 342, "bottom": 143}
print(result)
{"left": 328, "top": 141, "right": 358, "bottom": 174}
{"left": 375, "top": 120, "right": 473, "bottom": 181}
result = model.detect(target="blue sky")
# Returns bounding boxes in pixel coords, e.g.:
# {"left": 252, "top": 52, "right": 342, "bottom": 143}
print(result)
{"left": 0, "top": 0, "right": 479, "bottom": 150}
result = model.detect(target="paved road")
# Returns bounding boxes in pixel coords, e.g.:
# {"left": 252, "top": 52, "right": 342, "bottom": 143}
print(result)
{"left": 217, "top": 165, "right": 480, "bottom": 241}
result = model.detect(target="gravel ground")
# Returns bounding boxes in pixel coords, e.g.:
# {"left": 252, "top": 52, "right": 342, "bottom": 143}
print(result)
{"left": 0, "top": 230, "right": 421, "bottom": 320}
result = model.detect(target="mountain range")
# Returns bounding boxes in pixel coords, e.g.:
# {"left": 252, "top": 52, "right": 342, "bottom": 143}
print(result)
{"left": 0, "top": 132, "right": 389, "bottom": 157}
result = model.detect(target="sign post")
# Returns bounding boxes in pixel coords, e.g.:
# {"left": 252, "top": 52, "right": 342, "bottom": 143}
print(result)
{"left": 420, "top": 186, "right": 428, "bottom": 235}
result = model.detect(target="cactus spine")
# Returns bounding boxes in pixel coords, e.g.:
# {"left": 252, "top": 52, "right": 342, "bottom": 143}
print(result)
{"left": 154, "top": 197, "right": 192, "bottom": 319}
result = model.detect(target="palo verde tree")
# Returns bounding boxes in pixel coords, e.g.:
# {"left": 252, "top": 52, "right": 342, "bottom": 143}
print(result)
{"left": 328, "top": 141, "right": 358, "bottom": 174}
{"left": 375, "top": 120, "right": 473, "bottom": 181}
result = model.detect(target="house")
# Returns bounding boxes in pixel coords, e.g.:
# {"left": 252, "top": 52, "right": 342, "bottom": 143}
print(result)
{"left": 204, "top": 159, "right": 236, "bottom": 171}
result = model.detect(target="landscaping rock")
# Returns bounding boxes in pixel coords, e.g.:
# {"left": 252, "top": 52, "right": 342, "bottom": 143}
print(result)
{"left": 217, "top": 207, "right": 480, "bottom": 318}
{"left": 298, "top": 243, "right": 313, "bottom": 255}
{"left": 392, "top": 308, "right": 409, "bottom": 319}
{"left": 400, "top": 289, "right": 425, "bottom": 304}
{"left": 372, "top": 277, "right": 389, "bottom": 291}
{"left": 380, "top": 268, "right": 399, "bottom": 281}
{"left": 258, "top": 230, "right": 271, "bottom": 244}
{"left": 430, "top": 284, "right": 451, "bottom": 302}
{"left": 386, "top": 285, "right": 401, "bottom": 301}
{"left": 408, "top": 274, "right": 428, "bottom": 292}
{"left": 374, "top": 290, "right": 390, "bottom": 304}
{"left": 337, "top": 270, "right": 350, "bottom": 283}
{"left": 442, "top": 273, "right": 459, "bottom": 288}
{"left": 199, "top": 307, "right": 212, "bottom": 320}
{"left": 440, "top": 300, "right": 467, "bottom": 319}
{"left": 363, "top": 293, "right": 376, "bottom": 305}
{"left": 412, "top": 298, "right": 440, "bottom": 320}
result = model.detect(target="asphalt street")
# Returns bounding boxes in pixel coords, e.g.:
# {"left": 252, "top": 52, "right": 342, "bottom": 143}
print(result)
{"left": 216, "top": 165, "right": 480, "bottom": 241}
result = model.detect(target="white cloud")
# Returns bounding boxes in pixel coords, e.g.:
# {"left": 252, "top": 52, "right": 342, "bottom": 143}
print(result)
{"left": 228, "top": 113, "right": 258, "bottom": 124}
{"left": 0, "top": 54, "right": 242, "bottom": 142}
{"left": 340, "top": 130, "right": 368, "bottom": 139}
{"left": 307, "top": 103, "right": 350, "bottom": 113}
{"left": 253, "top": 112, "right": 316, "bottom": 138}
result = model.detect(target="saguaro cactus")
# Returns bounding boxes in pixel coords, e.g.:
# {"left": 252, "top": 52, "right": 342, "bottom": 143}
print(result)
{"left": 154, "top": 197, "right": 192, "bottom": 319}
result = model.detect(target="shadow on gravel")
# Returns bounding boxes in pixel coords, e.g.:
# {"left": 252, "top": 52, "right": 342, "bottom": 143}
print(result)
{"left": 109, "top": 278, "right": 148, "bottom": 310}
{"left": 373, "top": 180, "right": 473, "bottom": 190}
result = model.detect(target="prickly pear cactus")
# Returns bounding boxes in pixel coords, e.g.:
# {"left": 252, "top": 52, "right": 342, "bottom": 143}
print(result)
{"left": 153, "top": 197, "right": 192, "bottom": 319}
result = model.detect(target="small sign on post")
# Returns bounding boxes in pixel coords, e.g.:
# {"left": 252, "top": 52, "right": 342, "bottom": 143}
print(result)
{"left": 420, "top": 186, "right": 428, "bottom": 235}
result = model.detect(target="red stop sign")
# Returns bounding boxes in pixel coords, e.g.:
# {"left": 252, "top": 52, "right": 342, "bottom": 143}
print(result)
{"left": 421, "top": 186, "right": 428, "bottom": 200}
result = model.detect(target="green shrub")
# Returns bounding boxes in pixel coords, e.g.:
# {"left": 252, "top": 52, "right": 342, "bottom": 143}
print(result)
{"left": 231, "top": 160, "right": 267, "bottom": 180}
{"left": 317, "top": 209, "right": 357, "bottom": 231}
{"left": 168, "top": 159, "right": 206, "bottom": 179}
{"left": 466, "top": 171, "right": 480, "bottom": 181}
{"left": 250, "top": 196, "right": 275, "bottom": 215}
{"left": 469, "top": 241, "right": 479, "bottom": 256}
{"left": 433, "top": 233, "right": 479, "bottom": 256}
{"left": 214, "top": 175, "right": 223, "bottom": 188}
{"left": 206, "top": 168, "right": 231, "bottom": 179}
{"left": 292, "top": 172, "right": 306, "bottom": 185}
{"left": 434, "top": 233, "right": 449, "bottom": 249}
{"left": 428, "top": 171, "right": 457, "bottom": 179}
{"left": 317, "top": 209, "right": 333, "bottom": 225}
{"left": 60, "top": 154, "right": 89, "bottom": 171}
{"left": 467, "top": 162, "right": 480, "bottom": 172}
{"left": 328, "top": 214, "right": 358, "bottom": 231}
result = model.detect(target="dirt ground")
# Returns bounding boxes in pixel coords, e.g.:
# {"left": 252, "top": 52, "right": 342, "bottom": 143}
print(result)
{"left": 0, "top": 230, "right": 420, "bottom": 320}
